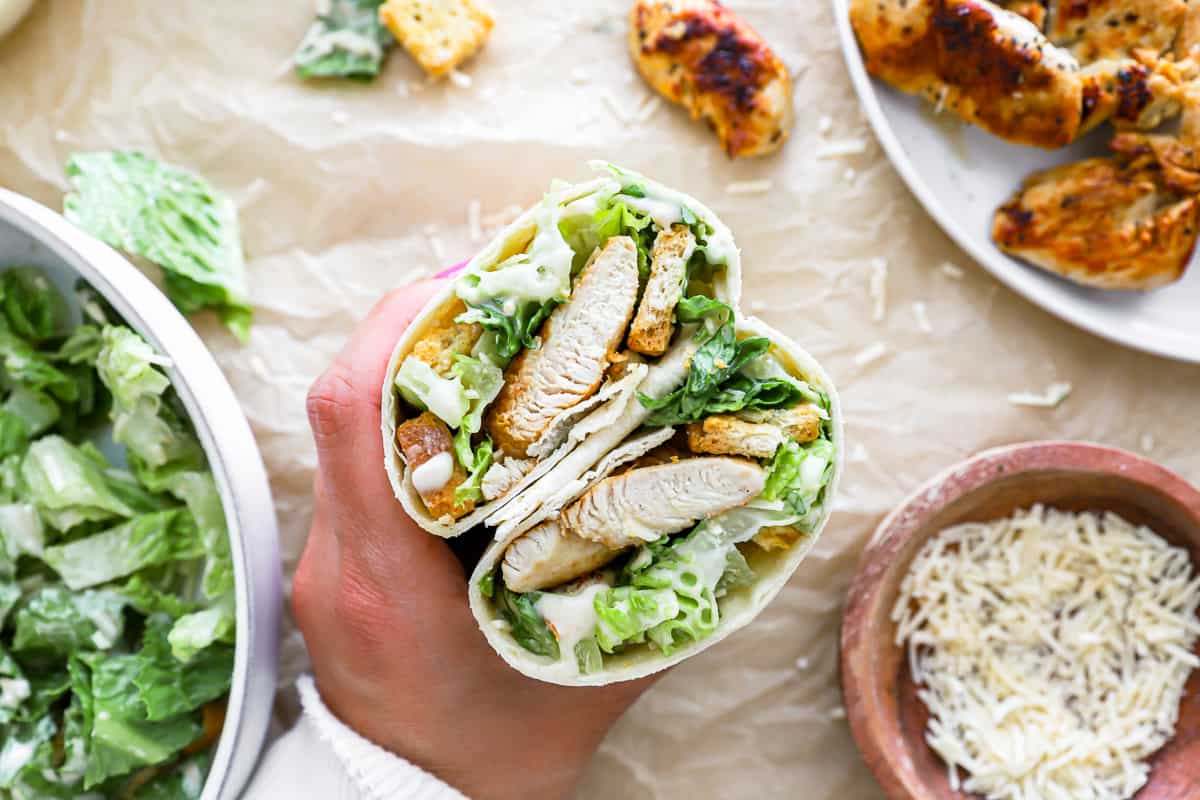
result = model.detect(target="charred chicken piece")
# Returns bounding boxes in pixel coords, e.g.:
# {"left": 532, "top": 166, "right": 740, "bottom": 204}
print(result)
{"left": 630, "top": 0, "right": 794, "bottom": 158}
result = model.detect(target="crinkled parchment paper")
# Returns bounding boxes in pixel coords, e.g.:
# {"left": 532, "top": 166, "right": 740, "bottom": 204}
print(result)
{"left": 3, "top": 2, "right": 1200, "bottom": 797}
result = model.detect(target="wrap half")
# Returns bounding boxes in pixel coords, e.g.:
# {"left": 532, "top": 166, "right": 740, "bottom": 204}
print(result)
{"left": 466, "top": 315, "right": 843, "bottom": 685}
{"left": 382, "top": 162, "right": 742, "bottom": 537}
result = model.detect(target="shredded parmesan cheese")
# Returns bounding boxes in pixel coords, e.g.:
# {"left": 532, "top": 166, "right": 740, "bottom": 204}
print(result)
{"left": 940, "top": 261, "right": 966, "bottom": 280}
{"left": 635, "top": 96, "right": 662, "bottom": 123}
{"left": 869, "top": 258, "right": 888, "bottom": 322}
{"left": 843, "top": 167, "right": 857, "bottom": 183}
{"left": 725, "top": 179, "right": 773, "bottom": 196}
{"left": 817, "top": 139, "right": 868, "bottom": 159}
{"left": 467, "top": 199, "right": 483, "bottom": 243}
{"left": 1141, "top": 433, "right": 1156, "bottom": 453}
{"left": 854, "top": 342, "right": 889, "bottom": 366}
{"left": 569, "top": 68, "right": 590, "bottom": 85}
{"left": 912, "top": 301, "right": 933, "bottom": 333}
{"left": 895, "top": 507, "right": 1200, "bottom": 800}
{"left": 1008, "top": 382, "right": 1072, "bottom": 409}
{"left": 817, "top": 115, "right": 833, "bottom": 135}
{"left": 601, "top": 90, "right": 632, "bottom": 123}
{"left": 448, "top": 69, "right": 472, "bottom": 89}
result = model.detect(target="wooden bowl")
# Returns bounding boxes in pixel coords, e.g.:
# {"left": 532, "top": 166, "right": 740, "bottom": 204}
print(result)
{"left": 840, "top": 441, "right": 1200, "bottom": 800}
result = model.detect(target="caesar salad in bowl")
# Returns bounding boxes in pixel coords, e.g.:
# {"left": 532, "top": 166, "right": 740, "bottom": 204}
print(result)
{"left": 0, "top": 189, "right": 280, "bottom": 800}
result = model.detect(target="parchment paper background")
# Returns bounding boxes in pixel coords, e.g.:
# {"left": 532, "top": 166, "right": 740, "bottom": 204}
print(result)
{"left": 3, "top": 2, "right": 1200, "bottom": 797}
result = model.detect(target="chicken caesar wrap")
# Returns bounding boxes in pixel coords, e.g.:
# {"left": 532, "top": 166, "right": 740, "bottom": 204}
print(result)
{"left": 382, "top": 163, "right": 741, "bottom": 537}
{"left": 469, "top": 313, "right": 841, "bottom": 685}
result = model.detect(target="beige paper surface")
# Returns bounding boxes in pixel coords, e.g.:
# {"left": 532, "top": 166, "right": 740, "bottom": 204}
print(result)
{"left": 2, "top": 1, "right": 1199, "bottom": 797}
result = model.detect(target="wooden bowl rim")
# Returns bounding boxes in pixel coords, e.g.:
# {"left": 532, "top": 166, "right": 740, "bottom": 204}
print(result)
{"left": 839, "top": 440, "right": 1200, "bottom": 800}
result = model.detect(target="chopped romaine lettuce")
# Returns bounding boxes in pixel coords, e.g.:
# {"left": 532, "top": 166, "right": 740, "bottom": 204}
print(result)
{"left": 0, "top": 265, "right": 236, "bottom": 796}
{"left": 64, "top": 151, "right": 253, "bottom": 341}
{"left": 637, "top": 303, "right": 805, "bottom": 426}
{"left": 394, "top": 357, "right": 470, "bottom": 428}
{"left": 455, "top": 296, "right": 557, "bottom": 361}
{"left": 454, "top": 435, "right": 493, "bottom": 505}
{"left": 593, "top": 586, "right": 679, "bottom": 653}
{"left": 294, "top": 0, "right": 394, "bottom": 80}
{"left": 762, "top": 437, "right": 836, "bottom": 530}
{"left": 495, "top": 579, "right": 559, "bottom": 660}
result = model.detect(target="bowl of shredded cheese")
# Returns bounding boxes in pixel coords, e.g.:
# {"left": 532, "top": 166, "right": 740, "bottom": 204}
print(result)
{"left": 841, "top": 441, "right": 1200, "bottom": 800}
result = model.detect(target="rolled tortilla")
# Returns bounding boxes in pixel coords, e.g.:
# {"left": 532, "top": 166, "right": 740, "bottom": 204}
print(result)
{"left": 382, "top": 162, "right": 743, "bottom": 538}
{"left": 467, "top": 316, "right": 843, "bottom": 686}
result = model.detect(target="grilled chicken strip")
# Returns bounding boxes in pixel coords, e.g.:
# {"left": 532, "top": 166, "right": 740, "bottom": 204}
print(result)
{"left": 502, "top": 520, "right": 623, "bottom": 593}
{"left": 394, "top": 412, "right": 475, "bottom": 520}
{"left": 628, "top": 225, "right": 696, "bottom": 356}
{"left": 993, "top": 96, "right": 1200, "bottom": 289}
{"left": 686, "top": 404, "right": 822, "bottom": 459}
{"left": 630, "top": 0, "right": 793, "bottom": 158}
{"left": 1047, "top": 0, "right": 1187, "bottom": 62}
{"left": 486, "top": 237, "right": 640, "bottom": 457}
{"left": 850, "top": 0, "right": 1193, "bottom": 148}
{"left": 564, "top": 457, "right": 765, "bottom": 549}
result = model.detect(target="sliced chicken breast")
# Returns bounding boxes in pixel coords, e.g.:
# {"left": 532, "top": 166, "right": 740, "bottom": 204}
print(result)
{"left": 394, "top": 412, "right": 475, "bottom": 520}
{"left": 501, "top": 520, "right": 623, "bottom": 593}
{"left": 630, "top": 0, "right": 793, "bottom": 158}
{"left": 563, "top": 457, "right": 765, "bottom": 549}
{"left": 851, "top": 0, "right": 1083, "bottom": 149}
{"left": 486, "top": 236, "right": 640, "bottom": 457}
{"left": 628, "top": 225, "right": 695, "bottom": 356}
{"left": 1047, "top": 0, "right": 1187, "bottom": 62}
{"left": 993, "top": 129, "right": 1200, "bottom": 289}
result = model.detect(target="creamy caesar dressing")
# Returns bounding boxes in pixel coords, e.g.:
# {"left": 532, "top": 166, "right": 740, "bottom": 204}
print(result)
{"left": 535, "top": 582, "right": 609, "bottom": 676}
{"left": 617, "top": 194, "right": 684, "bottom": 230}
{"left": 304, "top": 29, "right": 384, "bottom": 60}
{"left": 411, "top": 451, "right": 454, "bottom": 495}
{"left": 0, "top": 677, "right": 30, "bottom": 708}
{"left": 560, "top": 180, "right": 620, "bottom": 219}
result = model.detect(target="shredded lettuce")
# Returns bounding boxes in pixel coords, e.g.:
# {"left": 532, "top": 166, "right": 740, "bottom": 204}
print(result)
{"left": 293, "top": 0, "right": 393, "bottom": 80}
{"left": 637, "top": 302, "right": 805, "bottom": 426}
{"left": 762, "top": 437, "right": 836, "bottom": 531}
{"left": 394, "top": 357, "right": 470, "bottom": 427}
{"left": 0, "top": 265, "right": 235, "bottom": 796}
{"left": 593, "top": 586, "right": 679, "bottom": 653}
{"left": 64, "top": 151, "right": 253, "bottom": 341}
{"left": 495, "top": 578, "right": 559, "bottom": 660}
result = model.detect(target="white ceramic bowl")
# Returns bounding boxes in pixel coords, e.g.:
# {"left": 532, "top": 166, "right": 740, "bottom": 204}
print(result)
{"left": 0, "top": 188, "right": 282, "bottom": 800}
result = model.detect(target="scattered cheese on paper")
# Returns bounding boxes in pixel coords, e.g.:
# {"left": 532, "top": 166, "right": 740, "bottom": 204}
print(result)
{"left": 725, "top": 179, "right": 773, "bottom": 196}
{"left": 854, "top": 342, "right": 889, "bottom": 366}
{"left": 940, "top": 261, "right": 965, "bottom": 280}
{"left": 1007, "top": 381, "right": 1072, "bottom": 408}
{"left": 817, "top": 115, "right": 833, "bottom": 135}
{"left": 448, "top": 69, "right": 473, "bottom": 89}
{"left": 634, "top": 96, "right": 662, "bottom": 123}
{"left": 869, "top": 258, "right": 888, "bottom": 322}
{"left": 467, "top": 199, "right": 483, "bottom": 243}
{"left": 894, "top": 506, "right": 1200, "bottom": 800}
{"left": 912, "top": 301, "right": 932, "bottom": 334}
{"left": 817, "top": 140, "right": 868, "bottom": 159}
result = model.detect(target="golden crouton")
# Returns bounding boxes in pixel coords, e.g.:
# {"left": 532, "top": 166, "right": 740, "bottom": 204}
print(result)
{"left": 628, "top": 225, "right": 695, "bottom": 356}
{"left": 394, "top": 412, "right": 476, "bottom": 520}
{"left": 685, "top": 414, "right": 785, "bottom": 459}
{"left": 738, "top": 404, "right": 823, "bottom": 444}
{"left": 629, "top": 0, "right": 793, "bottom": 158}
{"left": 380, "top": 0, "right": 495, "bottom": 78}
{"left": 753, "top": 525, "right": 800, "bottom": 552}
{"left": 411, "top": 299, "right": 481, "bottom": 377}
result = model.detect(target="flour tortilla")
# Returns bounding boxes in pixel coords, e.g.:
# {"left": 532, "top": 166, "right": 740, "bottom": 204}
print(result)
{"left": 381, "top": 164, "right": 743, "bottom": 538}
{"left": 467, "top": 316, "right": 844, "bottom": 685}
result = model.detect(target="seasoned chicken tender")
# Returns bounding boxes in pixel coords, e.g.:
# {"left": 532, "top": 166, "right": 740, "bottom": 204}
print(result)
{"left": 394, "top": 412, "right": 475, "bottom": 520}
{"left": 1047, "top": 0, "right": 1187, "bottom": 62}
{"left": 563, "top": 457, "right": 765, "bottom": 549}
{"left": 851, "top": 0, "right": 1084, "bottom": 149}
{"left": 502, "top": 520, "right": 623, "bottom": 593}
{"left": 380, "top": 0, "right": 494, "bottom": 78}
{"left": 686, "top": 404, "right": 822, "bottom": 459}
{"left": 994, "top": 128, "right": 1200, "bottom": 289}
{"left": 629, "top": 0, "right": 793, "bottom": 158}
{"left": 411, "top": 299, "right": 481, "bottom": 376}
{"left": 628, "top": 225, "right": 695, "bottom": 356}
{"left": 486, "top": 237, "right": 640, "bottom": 458}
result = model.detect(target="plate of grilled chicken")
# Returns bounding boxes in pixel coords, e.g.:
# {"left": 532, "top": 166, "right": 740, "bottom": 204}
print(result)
{"left": 836, "top": 0, "right": 1200, "bottom": 362}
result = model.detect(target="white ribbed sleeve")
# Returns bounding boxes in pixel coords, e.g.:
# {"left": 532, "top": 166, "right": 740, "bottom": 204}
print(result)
{"left": 242, "top": 676, "right": 469, "bottom": 800}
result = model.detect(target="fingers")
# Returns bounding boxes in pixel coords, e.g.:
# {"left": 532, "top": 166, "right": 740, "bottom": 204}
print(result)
{"left": 306, "top": 280, "right": 443, "bottom": 529}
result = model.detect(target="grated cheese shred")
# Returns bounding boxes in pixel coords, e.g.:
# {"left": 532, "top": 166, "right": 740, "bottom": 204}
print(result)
{"left": 894, "top": 506, "right": 1200, "bottom": 800}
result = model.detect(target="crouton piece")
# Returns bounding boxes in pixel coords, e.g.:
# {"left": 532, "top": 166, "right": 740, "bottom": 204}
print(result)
{"left": 737, "top": 404, "right": 823, "bottom": 443}
{"left": 628, "top": 225, "right": 695, "bottom": 356}
{"left": 685, "top": 414, "right": 785, "bottom": 459}
{"left": 753, "top": 525, "right": 800, "bottom": 552}
{"left": 395, "top": 411, "right": 475, "bottom": 519}
{"left": 411, "top": 299, "right": 482, "bottom": 376}
{"left": 380, "top": 0, "right": 495, "bottom": 78}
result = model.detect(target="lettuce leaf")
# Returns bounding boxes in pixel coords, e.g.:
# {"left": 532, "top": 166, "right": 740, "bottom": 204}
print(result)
{"left": 64, "top": 151, "right": 253, "bottom": 341}
{"left": 455, "top": 296, "right": 558, "bottom": 361}
{"left": 167, "top": 593, "right": 235, "bottom": 664}
{"left": 495, "top": 579, "right": 559, "bottom": 660}
{"left": 293, "top": 0, "right": 393, "bottom": 80}
{"left": 43, "top": 509, "right": 201, "bottom": 591}
{"left": 762, "top": 437, "right": 836, "bottom": 530}
{"left": 0, "top": 268, "right": 68, "bottom": 343}
{"left": 135, "top": 616, "right": 232, "bottom": 721}
{"left": 394, "top": 357, "right": 470, "bottom": 428}
{"left": 11, "top": 586, "right": 127, "bottom": 657}
{"left": 21, "top": 436, "right": 137, "bottom": 532}
{"left": 593, "top": 586, "right": 679, "bottom": 653}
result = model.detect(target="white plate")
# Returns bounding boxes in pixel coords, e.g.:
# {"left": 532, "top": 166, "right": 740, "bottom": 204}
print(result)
{"left": 833, "top": 0, "right": 1200, "bottom": 364}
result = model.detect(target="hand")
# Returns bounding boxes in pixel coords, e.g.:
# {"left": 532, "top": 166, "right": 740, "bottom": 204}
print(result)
{"left": 293, "top": 280, "right": 658, "bottom": 800}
